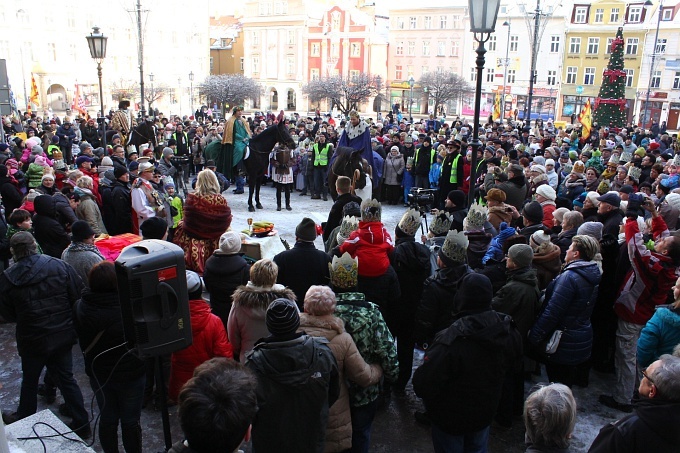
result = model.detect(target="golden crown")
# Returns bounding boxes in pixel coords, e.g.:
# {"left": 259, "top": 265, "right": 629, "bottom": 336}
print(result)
{"left": 398, "top": 208, "right": 422, "bottom": 236}
{"left": 329, "top": 252, "right": 359, "bottom": 289}
{"left": 441, "top": 229, "right": 469, "bottom": 263}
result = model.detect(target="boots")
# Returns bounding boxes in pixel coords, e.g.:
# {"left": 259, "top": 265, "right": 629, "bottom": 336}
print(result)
{"left": 276, "top": 187, "right": 282, "bottom": 211}
{"left": 121, "top": 422, "right": 143, "bottom": 453}
{"left": 285, "top": 188, "right": 292, "bottom": 211}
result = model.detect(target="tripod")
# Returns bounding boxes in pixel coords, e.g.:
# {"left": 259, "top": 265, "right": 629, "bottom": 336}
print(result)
{"left": 173, "top": 169, "right": 188, "bottom": 197}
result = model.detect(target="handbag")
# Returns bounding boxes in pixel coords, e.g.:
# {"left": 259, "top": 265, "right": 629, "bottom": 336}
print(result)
{"left": 544, "top": 329, "right": 564, "bottom": 355}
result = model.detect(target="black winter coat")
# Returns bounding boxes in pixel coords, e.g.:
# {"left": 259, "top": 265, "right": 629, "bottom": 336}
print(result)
{"left": 0, "top": 176, "right": 24, "bottom": 218}
{"left": 203, "top": 253, "right": 250, "bottom": 329}
{"left": 390, "top": 236, "right": 431, "bottom": 324}
{"left": 322, "top": 192, "right": 362, "bottom": 242}
{"left": 81, "top": 125, "right": 101, "bottom": 148}
{"left": 493, "top": 176, "right": 529, "bottom": 211}
{"left": 553, "top": 228, "right": 577, "bottom": 261}
{"left": 33, "top": 195, "right": 71, "bottom": 258}
{"left": 274, "top": 242, "right": 331, "bottom": 310}
{"left": 108, "top": 180, "right": 133, "bottom": 235}
{"left": 491, "top": 267, "right": 541, "bottom": 342}
{"left": 53, "top": 192, "right": 79, "bottom": 229}
{"left": 358, "top": 265, "right": 401, "bottom": 324}
{"left": 73, "top": 289, "right": 145, "bottom": 382}
{"left": 0, "top": 254, "right": 82, "bottom": 357}
{"left": 598, "top": 209, "right": 624, "bottom": 238}
{"left": 413, "top": 310, "right": 522, "bottom": 435}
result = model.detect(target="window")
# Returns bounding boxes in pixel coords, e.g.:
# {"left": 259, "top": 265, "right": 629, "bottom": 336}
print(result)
{"left": 575, "top": 7, "right": 588, "bottom": 23}
{"left": 253, "top": 31, "right": 260, "bottom": 46}
{"left": 252, "top": 55, "right": 260, "bottom": 73}
{"left": 422, "top": 66, "right": 429, "bottom": 77}
{"left": 470, "top": 68, "right": 477, "bottom": 82}
{"left": 451, "top": 41, "right": 459, "bottom": 57}
{"left": 584, "top": 67, "right": 596, "bottom": 85}
{"left": 587, "top": 37, "right": 599, "bottom": 54}
{"left": 220, "top": 38, "right": 228, "bottom": 47}
{"left": 395, "top": 65, "right": 403, "bottom": 80}
{"left": 656, "top": 39, "right": 667, "bottom": 54}
{"left": 409, "top": 16, "right": 417, "bottom": 29}
{"left": 424, "top": 16, "right": 432, "bottom": 29}
{"left": 422, "top": 41, "right": 430, "bottom": 56}
{"left": 486, "top": 68, "right": 495, "bottom": 82}
{"left": 397, "top": 17, "right": 405, "bottom": 29}
{"left": 287, "top": 30, "right": 295, "bottom": 45}
{"left": 569, "top": 37, "right": 581, "bottom": 54}
{"left": 331, "top": 43, "right": 339, "bottom": 58}
{"left": 240, "top": 57, "right": 244, "bottom": 71}
{"left": 488, "top": 36, "right": 497, "bottom": 51}
{"left": 606, "top": 38, "right": 613, "bottom": 54}
{"left": 407, "top": 65, "right": 414, "bottom": 76}
{"left": 510, "top": 36, "right": 518, "bottom": 52}
{"left": 258, "top": 1, "right": 271, "bottom": 15}
{"left": 594, "top": 8, "right": 604, "bottom": 23}
{"left": 209, "top": 56, "right": 214, "bottom": 72}
{"left": 624, "top": 69, "right": 634, "bottom": 87}
{"left": 440, "top": 15, "right": 448, "bottom": 29}
{"left": 437, "top": 41, "right": 445, "bottom": 56}
{"left": 350, "top": 42, "right": 361, "bottom": 58}
{"left": 349, "top": 70, "right": 360, "bottom": 80}
{"left": 547, "top": 70, "right": 557, "bottom": 85}
{"left": 311, "top": 42, "right": 320, "bottom": 56}
{"left": 662, "top": 8, "right": 673, "bottom": 21}
{"left": 274, "top": 1, "right": 288, "bottom": 14}
{"left": 507, "top": 69, "right": 516, "bottom": 84}
{"left": 673, "top": 72, "right": 680, "bottom": 89}
{"left": 566, "top": 66, "right": 577, "bottom": 84}
{"left": 651, "top": 70, "right": 661, "bottom": 88}
{"left": 310, "top": 68, "right": 320, "bottom": 80}
{"left": 626, "top": 38, "right": 639, "bottom": 55}
{"left": 452, "top": 15, "right": 461, "bottom": 28}
{"left": 331, "top": 12, "right": 340, "bottom": 31}
{"left": 610, "top": 8, "right": 620, "bottom": 22}
{"left": 407, "top": 41, "right": 415, "bottom": 56}
{"left": 550, "top": 36, "right": 560, "bottom": 53}
{"left": 396, "top": 41, "right": 404, "bottom": 56}
{"left": 287, "top": 56, "right": 295, "bottom": 75}
{"left": 628, "top": 6, "right": 642, "bottom": 23}
{"left": 48, "top": 43, "right": 56, "bottom": 61}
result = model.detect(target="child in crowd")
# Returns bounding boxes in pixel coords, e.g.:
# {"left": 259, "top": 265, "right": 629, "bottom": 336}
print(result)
{"left": 7, "top": 209, "right": 42, "bottom": 253}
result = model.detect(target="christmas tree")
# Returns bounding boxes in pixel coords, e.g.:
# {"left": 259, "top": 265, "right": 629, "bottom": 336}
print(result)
{"left": 592, "top": 27, "right": 627, "bottom": 128}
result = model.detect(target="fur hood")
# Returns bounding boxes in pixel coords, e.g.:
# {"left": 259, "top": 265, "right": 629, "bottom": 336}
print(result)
{"left": 231, "top": 283, "right": 296, "bottom": 311}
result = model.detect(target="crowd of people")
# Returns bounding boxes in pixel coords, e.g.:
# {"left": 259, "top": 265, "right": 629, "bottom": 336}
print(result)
{"left": 1, "top": 107, "right": 680, "bottom": 453}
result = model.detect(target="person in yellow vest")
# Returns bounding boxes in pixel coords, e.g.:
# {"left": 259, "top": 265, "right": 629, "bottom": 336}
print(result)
{"left": 312, "top": 133, "right": 331, "bottom": 201}
{"left": 438, "top": 139, "right": 465, "bottom": 209}
{"left": 46, "top": 135, "right": 60, "bottom": 159}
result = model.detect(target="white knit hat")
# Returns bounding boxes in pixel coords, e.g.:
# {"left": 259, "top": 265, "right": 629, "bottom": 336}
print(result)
{"left": 536, "top": 185, "right": 556, "bottom": 201}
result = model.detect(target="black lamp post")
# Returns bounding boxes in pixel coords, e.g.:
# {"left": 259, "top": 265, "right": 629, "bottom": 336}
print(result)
{"left": 86, "top": 26, "right": 108, "bottom": 149}
{"left": 408, "top": 76, "right": 415, "bottom": 122}
{"left": 189, "top": 71, "right": 194, "bottom": 117}
{"left": 468, "top": 0, "right": 501, "bottom": 208}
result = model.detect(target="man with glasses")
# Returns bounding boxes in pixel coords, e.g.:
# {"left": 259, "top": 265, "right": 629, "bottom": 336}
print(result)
{"left": 589, "top": 354, "right": 680, "bottom": 453}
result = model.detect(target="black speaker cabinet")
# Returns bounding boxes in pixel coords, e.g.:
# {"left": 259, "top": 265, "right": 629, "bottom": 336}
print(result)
{"left": 115, "top": 240, "right": 192, "bottom": 357}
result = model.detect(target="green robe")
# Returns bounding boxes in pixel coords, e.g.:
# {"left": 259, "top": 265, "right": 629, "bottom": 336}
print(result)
{"left": 206, "top": 120, "right": 249, "bottom": 180}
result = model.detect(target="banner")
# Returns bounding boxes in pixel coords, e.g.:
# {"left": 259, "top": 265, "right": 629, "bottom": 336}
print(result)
{"left": 29, "top": 73, "right": 40, "bottom": 109}
{"left": 578, "top": 98, "right": 592, "bottom": 141}
{"left": 72, "top": 84, "right": 87, "bottom": 116}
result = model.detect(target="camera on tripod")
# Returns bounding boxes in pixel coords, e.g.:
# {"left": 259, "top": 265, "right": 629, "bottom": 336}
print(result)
{"left": 408, "top": 188, "right": 436, "bottom": 210}
{"left": 169, "top": 155, "right": 190, "bottom": 170}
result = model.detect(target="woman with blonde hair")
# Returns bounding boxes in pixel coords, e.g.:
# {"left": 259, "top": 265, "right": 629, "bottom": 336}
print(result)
{"left": 75, "top": 175, "right": 107, "bottom": 235}
{"left": 300, "top": 285, "right": 382, "bottom": 452}
{"left": 173, "top": 169, "right": 231, "bottom": 274}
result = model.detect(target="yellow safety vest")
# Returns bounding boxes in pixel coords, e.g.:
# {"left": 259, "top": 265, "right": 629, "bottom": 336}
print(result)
{"left": 314, "top": 143, "right": 330, "bottom": 166}
{"left": 449, "top": 154, "right": 461, "bottom": 184}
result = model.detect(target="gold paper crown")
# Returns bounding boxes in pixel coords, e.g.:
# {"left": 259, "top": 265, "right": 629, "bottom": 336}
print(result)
{"left": 441, "top": 229, "right": 469, "bottom": 263}
{"left": 627, "top": 166, "right": 642, "bottom": 181}
{"left": 463, "top": 202, "right": 488, "bottom": 231}
{"left": 329, "top": 252, "right": 359, "bottom": 289}
{"left": 429, "top": 209, "right": 453, "bottom": 236}
{"left": 361, "top": 198, "right": 381, "bottom": 222}
{"left": 398, "top": 208, "right": 422, "bottom": 236}
{"left": 338, "top": 215, "right": 359, "bottom": 239}
{"left": 572, "top": 161, "right": 585, "bottom": 174}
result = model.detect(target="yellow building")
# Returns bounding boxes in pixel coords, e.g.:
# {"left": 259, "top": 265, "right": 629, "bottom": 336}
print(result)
{"left": 560, "top": 0, "right": 648, "bottom": 124}
{"left": 209, "top": 16, "right": 244, "bottom": 76}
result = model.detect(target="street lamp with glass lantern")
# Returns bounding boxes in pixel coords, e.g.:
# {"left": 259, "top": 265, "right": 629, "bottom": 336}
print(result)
{"left": 501, "top": 21, "right": 511, "bottom": 122}
{"left": 189, "top": 71, "right": 194, "bottom": 116}
{"left": 468, "top": 0, "right": 501, "bottom": 207}
{"left": 86, "top": 25, "right": 108, "bottom": 149}
{"left": 408, "top": 76, "right": 415, "bottom": 122}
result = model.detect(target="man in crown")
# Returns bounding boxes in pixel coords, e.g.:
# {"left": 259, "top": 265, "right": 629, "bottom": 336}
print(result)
{"left": 111, "top": 99, "right": 137, "bottom": 148}
{"left": 337, "top": 110, "right": 373, "bottom": 175}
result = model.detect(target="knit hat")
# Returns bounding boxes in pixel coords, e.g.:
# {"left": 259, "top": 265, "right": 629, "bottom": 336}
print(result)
{"left": 439, "top": 230, "right": 469, "bottom": 266}
{"left": 329, "top": 252, "right": 359, "bottom": 290}
{"left": 41, "top": 173, "right": 55, "bottom": 182}
{"left": 553, "top": 207, "right": 570, "bottom": 224}
{"left": 266, "top": 298, "right": 300, "bottom": 337}
{"left": 666, "top": 193, "right": 680, "bottom": 212}
{"left": 463, "top": 202, "right": 488, "bottom": 231}
{"left": 573, "top": 192, "right": 587, "bottom": 208}
{"left": 128, "top": 161, "right": 139, "bottom": 171}
{"left": 447, "top": 190, "right": 466, "bottom": 207}
{"left": 342, "top": 201, "right": 361, "bottom": 218}
{"left": 545, "top": 158, "right": 555, "bottom": 167}
{"left": 218, "top": 231, "right": 242, "bottom": 255}
{"left": 114, "top": 166, "right": 128, "bottom": 179}
{"left": 508, "top": 244, "right": 534, "bottom": 268}
{"left": 139, "top": 217, "right": 168, "bottom": 239}
{"left": 34, "top": 155, "right": 49, "bottom": 167}
{"left": 522, "top": 201, "right": 544, "bottom": 223}
{"left": 586, "top": 191, "right": 601, "bottom": 208}
{"left": 162, "top": 147, "right": 174, "bottom": 157}
{"left": 397, "top": 209, "right": 421, "bottom": 236}
{"left": 360, "top": 199, "right": 381, "bottom": 222}
{"left": 101, "top": 156, "right": 113, "bottom": 167}
{"left": 295, "top": 217, "right": 317, "bottom": 242}
{"left": 71, "top": 220, "right": 96, "bottom": 242}
{"left": 635, "top": 147, "right": 647, "bottom": 158}
{"left": 577, "top": 221, "right": 604, "bottom": 240}
{"left": 485, "top": 188, "right": 506, "bottom": 203}
{"left": 530, "top": 164, "right": 546, "bottom": 174}
{"left": 79, "top": 142, "right": 93, "bottom": 153}
{"left": 337, "top": 216, "right": 359, "bottom": 245}
{"left": 31, "top": 145, "right": 43, "bottom": 156}
{"left": 9, "top": 231, "right": 37, "bottom": 254}
{"left": 451, "top": 273, "right": 492, "bottom": 314}
{"left": 530, "top": 230, "right": 551, "bottom": 249}
{"left": 429, "top": 209, "right": 453, "bottom": 236}
{"left": 597, "top": 179, "right": 611, "bottom": 195}
{"left": 536, "top": 185, "right": 556, "bottom": 201}
{"left": 26, "top": 190, "right": 40, "bottom": 203}
{"left": 186, "top": 270, "right": 203, "bottom": 296}
{"left": 533, "top": 156, "right": 546, "bottom": 166}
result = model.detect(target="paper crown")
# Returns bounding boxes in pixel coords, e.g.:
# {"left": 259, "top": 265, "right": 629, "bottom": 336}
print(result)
{"left": 463, "top": 202, "right": 488, "bottom": 231}
{"left": 608, "top": 153, "right": 620, "bottom": 165}
{"left": 673, "top": 154, "right": 680, "bottom": 167}
{"left": 337, "top": 216, "right": 359, "bottom": 243}
{"left": 398, "top": 208, "right": 421, "bottom": 236}
{"left": 620, "top": 151, "right": 632, "bottom": 163}
{"left": 627, "top": 166, "right": 642, "bottom": 181}
{"left": 360, "top": 199, "right": 381, "bottom": 222}
{"left": 572, "top": 161, "right": 585, "bottom": 175}
{"left": 406, "top": 156, "right": 414, "bottom": 166}
{"left": 429, "top": 209, "right": 453, "bottom": 236}
{"left": 597, "top": 179, "right": 611, "bottom": 195}
{"left": 441, "top": 229, "right": 469, "bottom": 263}
{"left": 329, "top": 252, "right": 359, "bottom": 289}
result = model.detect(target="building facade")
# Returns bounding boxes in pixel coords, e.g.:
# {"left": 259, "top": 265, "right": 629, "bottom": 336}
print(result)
{"left": 210, "top": 16, "right": 245, "bottom": 77}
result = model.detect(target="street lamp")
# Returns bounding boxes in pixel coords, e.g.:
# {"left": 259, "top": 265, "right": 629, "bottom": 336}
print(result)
{"left": 408, "top": 76, "right": 415, "bottom": 122}
{"left": 149, "top": 72, "right": 154, "bottom": 116}
{"left": 188, "top": 71, "right": 194, "bottom": 116}
{"left": 642, "top": 0, "right": 661, "bottom": 128}
{"left": 86, "top": 26, "right": 108, "bottom": 149}
{"left": 501, "top": 21, "right": 511, "bottom": 122}
{"left": 468, "top": 0, "right": 501, "bottom": 208}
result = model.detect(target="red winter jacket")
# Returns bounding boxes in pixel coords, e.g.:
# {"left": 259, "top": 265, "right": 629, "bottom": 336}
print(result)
{"left": 339, "top": 221, "right": 394, "bottom": 277}
{"left": 168, "top": 299, "right": 233, "bottom": 400}
{"left": 614, "top": 216, "right": 677, "bottom": 326}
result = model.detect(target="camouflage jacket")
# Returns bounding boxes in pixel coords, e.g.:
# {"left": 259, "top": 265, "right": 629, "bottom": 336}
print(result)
{"left": 334, "top": 292, "right": 399, "bottom": 407}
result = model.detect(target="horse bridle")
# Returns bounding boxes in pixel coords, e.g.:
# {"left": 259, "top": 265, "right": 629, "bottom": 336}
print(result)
{"left": 247, "top": 125, "right": 295, "bottom": 155}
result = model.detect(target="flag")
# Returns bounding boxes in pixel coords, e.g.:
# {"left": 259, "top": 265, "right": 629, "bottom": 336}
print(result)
{"left": 492, "top": 92, "right": 501, "bottom": 121}
{"left": 29, "top": 73, "right": 40, "bottom": 108}
{"left": 578, "top": 98, "right": 592, "bottom": 141}
{"left": 72, "top": 84, "right": 87, "bottom": 116}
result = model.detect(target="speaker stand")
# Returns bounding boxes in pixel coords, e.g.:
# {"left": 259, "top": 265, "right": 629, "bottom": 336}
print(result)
{"left": 155, "top": 356, "right": 173, "bottom": 452}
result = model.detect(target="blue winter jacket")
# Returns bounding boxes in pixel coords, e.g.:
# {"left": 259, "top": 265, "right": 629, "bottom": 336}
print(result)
{"left": 637, "top": 306, "right": 680, "bottom": 368}
{"left": 529, "top": 260, "right": 601, "bottom": 365}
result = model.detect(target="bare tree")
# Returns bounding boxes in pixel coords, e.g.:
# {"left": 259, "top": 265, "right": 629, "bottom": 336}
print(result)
{"left": 419, "top": 70, "right": 472, "bottom": 116}
{"left": 303, "top": 73, "right": 382, "bottom": 116}
{"left": 199, "top": 74, "right": 261, "bottom": 113}
{"left": 109, "top": 78, "right": 139, "bottom": 103}
{"left": 140, "top": 83, "right": 171, "bottom": 110}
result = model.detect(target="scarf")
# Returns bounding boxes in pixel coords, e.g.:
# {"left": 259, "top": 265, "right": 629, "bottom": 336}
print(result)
{"left": 68, "top": 241, "right": 106, "bottom": 260}
{"left": 182, "top": 193, "right": 232, "bottom": 240}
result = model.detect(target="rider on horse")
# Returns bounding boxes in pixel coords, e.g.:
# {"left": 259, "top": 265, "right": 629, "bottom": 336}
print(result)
{"left": 220, "top": 106, "right": 251, "bottom": 194}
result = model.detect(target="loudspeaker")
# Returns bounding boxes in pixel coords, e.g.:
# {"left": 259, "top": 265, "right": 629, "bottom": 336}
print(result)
{"left": 115, "top": 240, "right": 192, "bottom": 358}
